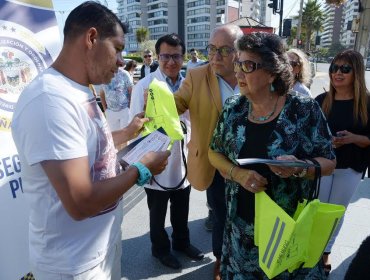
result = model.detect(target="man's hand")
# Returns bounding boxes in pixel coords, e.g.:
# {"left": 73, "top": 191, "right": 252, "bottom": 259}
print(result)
{"left": 140, "top": 150, "right": 171, "bottom": 175}
{"left": 127, "top": 112, "right": 150, "bottom": 138}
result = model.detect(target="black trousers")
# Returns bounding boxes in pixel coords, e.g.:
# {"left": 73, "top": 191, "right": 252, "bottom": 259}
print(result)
{"left": 145, "top": 186, "right": 191, "bottom": 257}
{"left": 206, "top": 170, "right": 226, "bottom": 259}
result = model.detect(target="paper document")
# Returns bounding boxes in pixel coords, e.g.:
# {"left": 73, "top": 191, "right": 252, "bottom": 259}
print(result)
{"left": 236, "top": 158, "right": 316, "bottom": 168}
{"left": 120, "top": 130, "right": 170, "bottom": 167}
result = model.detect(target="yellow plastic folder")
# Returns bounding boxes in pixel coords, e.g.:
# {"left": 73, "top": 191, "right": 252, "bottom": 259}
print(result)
{"left": 254, "top": 191, "right": 345, "bottom": 279}
{"left": 143, "top": 78, "right": 183, "bottom": 144}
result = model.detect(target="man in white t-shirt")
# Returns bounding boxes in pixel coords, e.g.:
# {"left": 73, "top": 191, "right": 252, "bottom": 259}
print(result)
{"left": 11, "top": 2, "right": 170, "bottom": 280}
{"left": 186, "top": 48, "right": 205, "bottom": 70}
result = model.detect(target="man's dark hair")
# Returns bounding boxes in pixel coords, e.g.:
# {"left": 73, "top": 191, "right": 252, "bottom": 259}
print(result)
{"left": 189, "top": 48, "right": 195, "bottom": 53}
{"left": 155, "top": 33, "right": 186, "bottom": 55}
{"left": 63, "top": 1, "right": 127, "bottom": 41}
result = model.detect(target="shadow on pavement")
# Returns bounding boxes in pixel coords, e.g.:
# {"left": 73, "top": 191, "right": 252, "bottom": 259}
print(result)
{"left": 329, "top": 251, "right": 354, "bottom": 280}
{"left": 121, "top": 218, "right": 214, "bottom": 280}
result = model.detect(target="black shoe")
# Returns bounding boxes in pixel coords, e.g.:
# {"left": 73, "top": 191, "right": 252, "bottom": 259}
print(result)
{"left": 174, "top": 244, "right": 204, "bottom": 260}
{"left": 153, "top": 252, "right": 182, "bottom": 269}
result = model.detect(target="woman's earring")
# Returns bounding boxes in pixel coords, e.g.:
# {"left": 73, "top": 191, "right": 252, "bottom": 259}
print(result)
{"left": 270, "top": 83, "right": 275, "bottom": 92}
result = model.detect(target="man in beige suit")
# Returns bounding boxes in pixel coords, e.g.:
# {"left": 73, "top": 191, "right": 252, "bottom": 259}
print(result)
{"left": 174, "top": 24, "right": 243, "bottom": 280}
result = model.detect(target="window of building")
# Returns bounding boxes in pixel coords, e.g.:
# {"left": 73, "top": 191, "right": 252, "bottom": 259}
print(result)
{"left": 148, "top": 10, "right": 168, "bottom": 18}
{"left": 148, "top": 2, "right": 168, "bottom": 10}
{"left": 148, "top": 18, "right": 168, "bottom": 26}
{"left": 216, "top": 8, "right": 225, "bottom": 14}
{"left": 187, "top": 16, "right": 210, "bottom": 24}
{"left": 187, "top": 7, "right": 210, "bottom": 16}
{"left": 149, "top": 26, "right": 168, "bottom": 33}
{"left": 187, "top": 0, "right": 211, "bottom": 8}
{"left": 187, "top": 24, "right": 210, "bottom": 31}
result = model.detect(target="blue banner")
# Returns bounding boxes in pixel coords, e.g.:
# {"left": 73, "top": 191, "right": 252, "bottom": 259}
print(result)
{"left": 0, "top": 1, "right": 60, "bottom": 279}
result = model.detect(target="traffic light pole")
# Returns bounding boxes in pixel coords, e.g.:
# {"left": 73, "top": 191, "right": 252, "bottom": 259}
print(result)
{"left": 296, "top": 0, "right": 304, "bottom": 43}
{"left": 278, "top": 0, "right": 284, "bottom": 37}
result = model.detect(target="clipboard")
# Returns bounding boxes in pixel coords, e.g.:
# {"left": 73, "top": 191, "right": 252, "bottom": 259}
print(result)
{"left": 118, "top": 127, "right": 170, "bottom": 169}
{"left": 236, "top": 158, "right": 316, "bottom": 168}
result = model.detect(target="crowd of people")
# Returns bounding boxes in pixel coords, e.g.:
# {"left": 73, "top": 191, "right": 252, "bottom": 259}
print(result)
{"left": 11, "top": 1, "right": 370, "bottom": 280}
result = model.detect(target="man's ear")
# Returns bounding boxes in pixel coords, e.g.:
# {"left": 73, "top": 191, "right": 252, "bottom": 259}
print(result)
{"left": 86, "top": 27, "right": 98, "bottom": 49}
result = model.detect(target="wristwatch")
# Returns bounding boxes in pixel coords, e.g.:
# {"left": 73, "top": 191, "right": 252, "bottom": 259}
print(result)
{"left": 131, "top": 162, "right": 152, "bottom": 186}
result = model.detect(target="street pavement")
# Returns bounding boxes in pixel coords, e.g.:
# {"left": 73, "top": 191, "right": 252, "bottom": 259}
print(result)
{"left": 119, "top": 65, "right": 370, "bottom": 280}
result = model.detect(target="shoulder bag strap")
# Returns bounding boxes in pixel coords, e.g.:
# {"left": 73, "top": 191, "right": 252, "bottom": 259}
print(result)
{"left": 152, "top": 121, "right": 188, "bottom": 191}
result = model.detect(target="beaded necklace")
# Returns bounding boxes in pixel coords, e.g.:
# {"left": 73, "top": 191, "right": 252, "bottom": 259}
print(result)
{"left": 248, "top": 95, "right": 280, "bottom": 122}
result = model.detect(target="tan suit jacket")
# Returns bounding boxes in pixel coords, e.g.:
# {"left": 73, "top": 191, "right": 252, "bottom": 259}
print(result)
{"left": 174, "top": 64, "right": 222, "bottom": 191}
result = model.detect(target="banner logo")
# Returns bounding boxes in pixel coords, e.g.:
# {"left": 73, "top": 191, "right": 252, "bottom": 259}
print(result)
{"left": 0, "top": 20, "right": 53, "bottom": 111}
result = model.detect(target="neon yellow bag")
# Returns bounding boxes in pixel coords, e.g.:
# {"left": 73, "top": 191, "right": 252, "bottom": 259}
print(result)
{"left": 255, "top": 192, "right": 345, "bottom": 279}
{"left": 143, "top": 78, "right": 183, "bottom": 142}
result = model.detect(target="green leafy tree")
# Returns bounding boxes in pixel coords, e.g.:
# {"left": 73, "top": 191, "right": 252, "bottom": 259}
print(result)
{"left": 328, "top": 42, "right": 346, "bottom": 57}
{"left": 136, "top": 27, "right": 149, "bottom": 44}
{"left": 301, "top": 0, "right": 325, "bottom": 51}
{"left": 140, "top": 40, "right": 156, "bottom": 54}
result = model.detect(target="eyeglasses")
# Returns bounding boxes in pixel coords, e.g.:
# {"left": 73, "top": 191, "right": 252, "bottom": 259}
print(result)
{"left": 290, "top": 60, "right": 300, "bottom": 67}
{"left": 144, "top": 54, "right": 152, "bottom": 58}
{"left": 329, "top": 64, "right": 352, "bottom": 74}
{"left": 158, "top": 53, "right": 183, "bottom": 62}
{"left": 206, "top": 45, "right": 235, "bottom": 57}
{"left": 234, "top": 60, "right": 262, "bottom": 74}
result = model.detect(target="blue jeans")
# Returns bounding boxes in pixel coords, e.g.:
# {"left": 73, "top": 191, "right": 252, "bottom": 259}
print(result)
{"left": 206, "top": 170, "right": 226, "bottom": 259}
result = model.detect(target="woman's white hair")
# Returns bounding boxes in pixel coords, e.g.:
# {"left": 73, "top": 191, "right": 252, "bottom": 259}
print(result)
{"left": 287, "top": 48, "right": 312, "bottom": 87}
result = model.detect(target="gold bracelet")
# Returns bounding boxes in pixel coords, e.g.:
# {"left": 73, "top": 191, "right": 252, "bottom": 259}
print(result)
{"left": 293, "top": 160, "right": 308, "bottom": 178}
{"left": 228, "top": 165, "right": 236, "bottom": 181}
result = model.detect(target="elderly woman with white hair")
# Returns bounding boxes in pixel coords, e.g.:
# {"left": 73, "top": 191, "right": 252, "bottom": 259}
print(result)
{"left": 287, "top": 48, "right": 312, "bottom": 97}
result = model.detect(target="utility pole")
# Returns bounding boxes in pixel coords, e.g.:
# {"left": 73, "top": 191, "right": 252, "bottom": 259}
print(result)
{"left": 354, "top": 0, "right": 370, "bottom": 58}
{"left": 279, "top": 0, "right": 284, "bottom": 37}
{"left": 296, "top": 0, "right": 305, "bottom": 44}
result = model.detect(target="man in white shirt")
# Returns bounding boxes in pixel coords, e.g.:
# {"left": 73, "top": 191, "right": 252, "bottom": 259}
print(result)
{"left": 186, "top": 48, "right": 205, "bottom": 70}
{"left": 11, "top": 2, "right": 170, "bottom": 279}
{"left": 140, "top": 49, "right": 158, "bottom": 79}
{"left": 130, "top": 33, "right": 204, "bottom": 270}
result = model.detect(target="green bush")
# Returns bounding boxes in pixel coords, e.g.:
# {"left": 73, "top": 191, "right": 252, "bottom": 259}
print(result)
{"left": 123, "top": 55, "right": 143, "bottom": 63}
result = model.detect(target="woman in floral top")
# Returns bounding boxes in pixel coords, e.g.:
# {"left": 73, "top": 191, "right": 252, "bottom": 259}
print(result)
{"left": 100, "top": 67, "right": 133, "bottom": 131}
{"left": 208, "top": 32, "right": 336, "bottom": 279}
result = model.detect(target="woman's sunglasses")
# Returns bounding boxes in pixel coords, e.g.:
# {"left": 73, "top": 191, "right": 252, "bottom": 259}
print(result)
{"left": 234, "top": 60, "right": 261, "bottom": 73}
{"left": 329, "top": 64, "right": 352, "bottom": 74}
{"left": 290, "top": 60, "right": 300, "bottom": 67}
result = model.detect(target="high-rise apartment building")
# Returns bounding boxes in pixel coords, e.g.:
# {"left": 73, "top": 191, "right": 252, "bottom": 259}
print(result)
{"left": 320, "top": 3, "right": 343, "bottom": 48}
{"left": 116, "top": 0, "right": 269, "bottom": 53}
{"left": 340, "top": 0, "right": 360, "bottom": 48}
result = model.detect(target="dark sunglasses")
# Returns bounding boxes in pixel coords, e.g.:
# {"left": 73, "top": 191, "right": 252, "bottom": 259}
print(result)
{"left": 329, "top": 64, "right": 352, "bottom": 74}
{"left": 290, "top": 60, "right": 300, "bottom": 67}
{"left": 144, "top": 54, "right": 152, "bottom": 58}
{"left": 234, "top": 60, "right": 261, "bottom": 74}
{"left": 159, "top": 53, "right": 183, "bottom": 62}
{"left": 206, "top": 45, "right": 235, "bottom": 57}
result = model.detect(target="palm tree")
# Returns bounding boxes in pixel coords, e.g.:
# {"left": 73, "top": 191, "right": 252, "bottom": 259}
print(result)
{"left": 301, "top": 0, "right": 325, "bottom": 51}
{"left": 136, "top": 27, "right": 149, "bottom": 44}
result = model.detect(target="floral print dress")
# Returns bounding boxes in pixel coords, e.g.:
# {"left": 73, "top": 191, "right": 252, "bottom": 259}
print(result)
{"left": 210, "top": 93, "right": 335, "bottom": 280}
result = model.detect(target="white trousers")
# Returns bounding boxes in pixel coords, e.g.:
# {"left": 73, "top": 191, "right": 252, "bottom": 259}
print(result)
{"left": 31, "top": 237, "right": 122, "bottom": 280}
{"left": 318, "top": 168, "right": 362, "bottom": 252}
{"left": 106, "top": 108, "right": 130, "bottom": 131}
